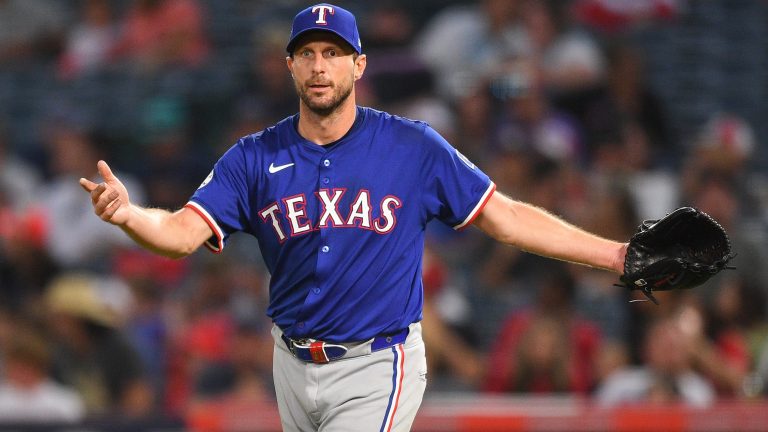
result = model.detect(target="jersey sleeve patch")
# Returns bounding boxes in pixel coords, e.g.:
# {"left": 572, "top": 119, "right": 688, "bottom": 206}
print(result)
{"left": 185, "top": 201, "right": 225, "bottom": 253}
{"left": 453, "top": 182, "right": 496, "bottom": 231}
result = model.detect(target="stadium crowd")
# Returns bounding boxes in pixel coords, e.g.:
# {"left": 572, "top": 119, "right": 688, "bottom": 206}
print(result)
{"left": 0, "top": 0, "right": 767, "bottom": 426}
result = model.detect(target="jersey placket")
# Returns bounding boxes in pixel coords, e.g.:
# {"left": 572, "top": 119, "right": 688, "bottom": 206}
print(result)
{"left": 300, "top": 155, "right": 336, "bottom": 327}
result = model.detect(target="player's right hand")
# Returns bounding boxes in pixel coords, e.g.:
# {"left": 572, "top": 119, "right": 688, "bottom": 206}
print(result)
{"left": 79, "top": 160, "right": 131, "bottom": 226}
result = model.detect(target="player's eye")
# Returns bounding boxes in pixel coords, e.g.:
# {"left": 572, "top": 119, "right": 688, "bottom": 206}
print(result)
{"left": 300, "top": 49, "right": 312, "bottom": 58}
{"left": 326, "top": 49, "right": 337, "bottom": 57}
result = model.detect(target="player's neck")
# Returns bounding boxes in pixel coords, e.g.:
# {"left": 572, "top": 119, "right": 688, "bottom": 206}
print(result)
{"left": 297, "top": 97, "right": 357, "bottom": 145}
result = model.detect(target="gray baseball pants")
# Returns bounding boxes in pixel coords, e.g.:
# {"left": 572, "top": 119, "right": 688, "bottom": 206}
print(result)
{"left": 271, "top": 322, "right": 427, "bottom": 431}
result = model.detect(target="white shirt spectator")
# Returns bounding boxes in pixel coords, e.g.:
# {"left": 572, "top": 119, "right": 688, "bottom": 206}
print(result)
{"left": 41, "top": 172, "right": 145, "bottom": 268}
{"left": 596, "top": 367, "right": 715, "bottom": 408}
{"left": 0, "top": 379, "right": 85, "bottom": 423}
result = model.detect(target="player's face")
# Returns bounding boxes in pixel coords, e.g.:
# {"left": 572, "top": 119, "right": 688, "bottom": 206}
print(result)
{"left": 287, "top": 34, "right": 366, "bottom": 116}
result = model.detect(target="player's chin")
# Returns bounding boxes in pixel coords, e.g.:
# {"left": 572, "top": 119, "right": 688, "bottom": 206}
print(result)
{"left": 304, "top": 95, "right": 343, "bottom": 113}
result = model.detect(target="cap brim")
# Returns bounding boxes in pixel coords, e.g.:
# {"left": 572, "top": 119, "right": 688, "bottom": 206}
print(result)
{"left": 286, "top": 28, "right": 359, "bottom": 54}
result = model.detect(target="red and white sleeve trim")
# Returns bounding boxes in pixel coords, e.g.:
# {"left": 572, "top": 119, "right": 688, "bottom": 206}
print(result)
{"left": 453, "top": 182, "right": 496, "bottom": 231}
{"left": 184, "top": 201, "right": 225, "bottom": 253}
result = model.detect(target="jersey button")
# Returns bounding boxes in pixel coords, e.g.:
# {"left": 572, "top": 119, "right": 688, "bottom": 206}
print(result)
{"left": 323, "top": 159, "right": 330, "bottom": 167}
{"left": 297, "top": 322, "right": 305, "bottom": 329}
{"left": 313, "top": 288, "right": 321, "bottom": 294}
{"left": 321, "top": 245, "right": 330, "bottom": 253}
{"left": 322, "top": 177, "right": 330, "bottom": 184}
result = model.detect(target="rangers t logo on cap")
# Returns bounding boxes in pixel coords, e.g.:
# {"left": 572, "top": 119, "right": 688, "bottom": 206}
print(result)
{"left": 312, "top": 5, "right": 334, "bottom": 24}
{"left": 286, "top": 3, "right": 362, "bottom": 54}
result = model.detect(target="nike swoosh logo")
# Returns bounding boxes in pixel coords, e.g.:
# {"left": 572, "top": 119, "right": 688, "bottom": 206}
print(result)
{"left": 269, "top": 162, "right": 295, "bottom": 174}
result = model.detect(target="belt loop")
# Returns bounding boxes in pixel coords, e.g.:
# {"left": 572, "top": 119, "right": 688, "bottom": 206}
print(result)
{"left": 370, "top": 327, "right": 409, "bottom": 352}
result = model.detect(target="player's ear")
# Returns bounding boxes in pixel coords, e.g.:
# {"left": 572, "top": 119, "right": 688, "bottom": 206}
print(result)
{"left": 286, "top": 55, "right": 294, "bottom": 76}
{"left": 353, "top": 53, "right": 366, "bottom": 81}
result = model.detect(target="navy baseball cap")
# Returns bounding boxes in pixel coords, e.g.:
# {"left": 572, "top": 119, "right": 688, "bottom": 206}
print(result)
{"left": 286, "top": 3, "right": 362, "bottom": 54}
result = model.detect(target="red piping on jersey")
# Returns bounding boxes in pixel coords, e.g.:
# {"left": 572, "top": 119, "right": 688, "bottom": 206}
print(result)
{"left": 456, "top": 182, "right": 497, "bottom": 231}
{"left": 184, "top": 203, "right": 224, "bottom": 254}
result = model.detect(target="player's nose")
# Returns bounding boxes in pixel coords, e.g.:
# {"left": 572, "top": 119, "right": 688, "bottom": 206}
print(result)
{"left": 309, "top": 55, "right": 328, "bottom": 74}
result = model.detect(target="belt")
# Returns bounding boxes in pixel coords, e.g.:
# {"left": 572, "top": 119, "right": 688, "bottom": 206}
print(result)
{"left": 281, "top": 327, "right": 410, "bottom": 364}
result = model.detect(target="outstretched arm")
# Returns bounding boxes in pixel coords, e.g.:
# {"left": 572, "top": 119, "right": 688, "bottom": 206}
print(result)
{"left": 473, "top": 191, "right": 627, "bottom": 273}
{"left": 79, "top": 160, "right": 212, "bottom": 258}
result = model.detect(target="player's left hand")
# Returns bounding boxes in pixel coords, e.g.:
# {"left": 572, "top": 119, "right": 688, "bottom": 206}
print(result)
{"left": 79, "top": 160, "right": 132, "bottom": 226}
{"left": 617, "top": 207, "right": 735, "bottom": 304}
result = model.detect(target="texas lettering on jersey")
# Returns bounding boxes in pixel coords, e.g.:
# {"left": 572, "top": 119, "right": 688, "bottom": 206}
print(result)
{"left": 185, "top": 107, "right": 495, "bottom": 341}
{"left": 259, "top": 188, "right": 402, "bottom": 242}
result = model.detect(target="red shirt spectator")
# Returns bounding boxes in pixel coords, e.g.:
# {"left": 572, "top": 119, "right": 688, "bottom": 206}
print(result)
{"left": 484, "top": 309, "right": 601, "bottom": 394}
{"left": 111, "top": 0, "right": 209, "bottom": 70}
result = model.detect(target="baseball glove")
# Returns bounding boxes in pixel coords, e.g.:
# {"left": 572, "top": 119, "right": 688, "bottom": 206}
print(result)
{"left": 618, "top": 207, "right": 735, "bottom": 304}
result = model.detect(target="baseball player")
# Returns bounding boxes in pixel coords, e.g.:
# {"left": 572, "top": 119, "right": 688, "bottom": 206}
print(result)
{"left": 80, "top": 4, "right": 628, "bottom": 431}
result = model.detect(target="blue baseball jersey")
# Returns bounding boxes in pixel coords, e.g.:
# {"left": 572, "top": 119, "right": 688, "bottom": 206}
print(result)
{"left": 186, "top": 107, "right": 495, "bottom": 342}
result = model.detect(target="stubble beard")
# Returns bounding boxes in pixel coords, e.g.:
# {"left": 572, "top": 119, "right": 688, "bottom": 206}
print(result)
{"left": 296, "top": 77, "right": 354, "bottom": 117}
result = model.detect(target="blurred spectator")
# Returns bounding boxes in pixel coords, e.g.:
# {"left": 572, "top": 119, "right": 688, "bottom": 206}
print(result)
{"left": 110, "top": 0, "right": 210, "bottom": 74}
{"left": 232, "top": 26, "right": 298, "bottom": 127}
{"left": 359, "top": 1, "right": 427, "bottom": 111}
{"left": 192, "top": 319, "right": 274, "bottom": 403}
{"left": 0, "top": 121, "right": 42, "bottom": 212}
{"left": 225, "top": 258, "right": 270, "bottom": 328}
{"left": 452, "top": 87, "right": 495, "bottom": 166}
{"left": 615, "top": 125, "right": 681, "bottom": 222}
{"left": 484, "top": 265, "right": 602, "bottom": 394}
{"left": 184, "top": 318, "right": 280, "bottom": 431}
{"left": 669, "top": 295, "right": 742, "bottom": 396}
{"left": 593, "top": 341, "right": 631, "bottom": 388}
{"left": 573, "top": 0, "right": 681, "bottom": 34}
{"left": 0, "top": 218, "right": 55, "bottom": 312}
{"left": 522, "top": 0, "right": 606, "bottom": 94}
{"left": 699, "top": 276, "right": 766, "bottom": 397}
{"left": 490, "top": 60, "right": 584, "bottom": 164}
{"left": 45, "top": 273, "right": 153, "bottom": 418}
{"left": 135, "top": 96, "right": 208, "bottom": 209}
{"left": 124, "top": 277, "right": 169, "bottom": 412}
{"left": 166, "top": 309, "right": 234, "bottom": 416}
{"left": 362, "top": 1, "right": 415, "bottom": 51}
{"left": 684, "top": 169, "right": 768, "bottom": 308}
{"left": 0, "top": 327, "right": 85, "bottom": 423}
{"left": 649, "top": 281, "right": 765, "bottom": 399}
{"left": 753, "top": 318, "right": 768, "bottom": 397}
{"left": 602, "top": 43, "right": 673, "bottom": 166}
{"left": 113, "top": 247, "right": 190, "bottom": 291}
{"left": 164, "top": 259, "right": 236, "bottom": 415}
{"left": 0, "top": 120, "right": 52, "bottom": 309}
{"left": 682, "top": 112, "right": 755, "bottom": 182}
{"left": 172, "top": 250, "right": 269, "bottom": 414}
{"left": 681, "top": 112, "right": 767, "bottom": 227}
{"left": 39, "top": 120, "right": 146, "bottom": 269}
{"left": 595, "top": 315, "right": 715, "bottom": 407}
{"left": 569, "top": 41, "right": 674, "bottom": 171}
{"left": 57, "top": 0, "right": 118, "bottom": 80}
{"left": 420, "top": 246, "right": 485, "bottom": 391}
{"left": 398, "top": 95, "right": 457, "bottom": 143}
{"left": 0, "top": 145, "right": 54, "bottom": 311}
{"left": 414, "top": 0, "right": 528, "bottom": 100}
{"left": 0, "top": 0, "right": 71, "bottom": 65}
